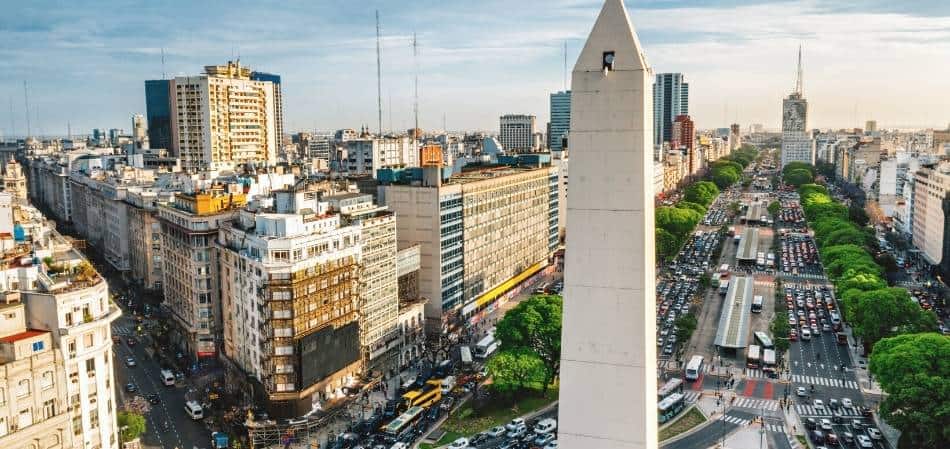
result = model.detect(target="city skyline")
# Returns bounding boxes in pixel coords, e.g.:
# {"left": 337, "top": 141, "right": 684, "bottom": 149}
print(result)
{"left": 2, "top": 0, "right": 950, "bottom": 138}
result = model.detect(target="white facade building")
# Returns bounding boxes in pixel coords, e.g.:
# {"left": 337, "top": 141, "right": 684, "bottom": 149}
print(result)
{"left": 499, "top": 115, "right": 537, "bottom": 153}
{"left": 344, "top": 136, "right": 418, "bottom": 176}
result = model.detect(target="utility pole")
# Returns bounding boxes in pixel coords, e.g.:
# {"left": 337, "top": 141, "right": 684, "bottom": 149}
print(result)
{"left": 375, "top": 10, "right": 383, "bottom": 136}
{"left": 161, "top": 47, "right": 167, "bottom": 79}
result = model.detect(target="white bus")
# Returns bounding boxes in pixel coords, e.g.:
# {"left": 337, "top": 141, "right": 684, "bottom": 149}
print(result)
{"left": 473, "top": 334, "right": 498, "bottom": 359}
{"left": 684, "top": 355, "right": 704, "bottom": 381}
{"left": 751, "top": 295, "right": 764, "bottom": 313}
{"left": 746, "top": 344, "right": 761, "bottom": 369}
{"left": 762, "top": 349, "right": 777, "bottom": 372}
{"left": 460, "top": 346, "right": 473, "bottom": 365}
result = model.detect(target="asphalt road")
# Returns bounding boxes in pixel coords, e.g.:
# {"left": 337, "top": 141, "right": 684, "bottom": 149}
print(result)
{"left": 112, "top": 312, "right": 213, "bottom": 448}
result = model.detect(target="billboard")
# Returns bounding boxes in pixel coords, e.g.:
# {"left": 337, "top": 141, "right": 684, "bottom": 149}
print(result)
{"left": 298, "top": 322, "right": 360, "bottom": 388}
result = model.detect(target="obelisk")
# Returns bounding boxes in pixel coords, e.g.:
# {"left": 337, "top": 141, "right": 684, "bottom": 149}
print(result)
{"left": 558, "top": 0, "right": 657, "bottom": 448}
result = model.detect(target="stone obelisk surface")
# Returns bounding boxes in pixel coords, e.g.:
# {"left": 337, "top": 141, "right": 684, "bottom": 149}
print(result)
{"left": 558, "top": 0, "right": 657, "bottom": 448}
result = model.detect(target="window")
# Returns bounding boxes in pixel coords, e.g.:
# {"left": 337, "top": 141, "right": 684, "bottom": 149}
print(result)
{"left": 41, "top": 371, "right": 53, "bottom": 390}
{"left": 86, "top": 358, "right": 96, "bottom": 374}
{"left": 84, "top": 332, "right": 94, "bottom": 348}
{"left": 89, "top": 409, "right": 98, "bottom": 429}
{"left": 72, "top": 415, "right": 81, "bottom": 435}
{"left": 43, "top": 399, "right": 55, "bottom": 419}
{"left": 0, "top": 417, "right": 6, "bottom": 437}
{"left": 17, "top": 408, "right": 32, "bottom": 429}
{"left": 16, "top": 379, "right": 29, "bottom": 398}
{"left": 68, "top": 341, "right": 76, "bottom": 358}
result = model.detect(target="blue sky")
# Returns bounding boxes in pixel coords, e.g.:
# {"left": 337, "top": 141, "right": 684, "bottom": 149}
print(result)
{"left": 2, "top": 0, "right": 949, "bottom": 138}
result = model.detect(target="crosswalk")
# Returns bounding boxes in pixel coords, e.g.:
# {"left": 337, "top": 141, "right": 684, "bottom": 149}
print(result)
{"left": 732, "top": 397, "right": 779, "bottom": 411}
{"left": 745, "top": 368, "right": 776, "bottom": 379}
{"left": 765, "top": 423, "right": 786, "bottom": 433}
{"left": 795, "top": 404, "right": 865, "bottom": 417}
{"left": 791, "top": 374, "right": 859, "bottom": 389}
{"left": 111, "top": 324, "right": 135, "bottom": 336}
{"left": 717, "top": 414, "right": 752, "bottom": 426}
{"left": 683, "top": 391, "right": 701, "bottom": 403}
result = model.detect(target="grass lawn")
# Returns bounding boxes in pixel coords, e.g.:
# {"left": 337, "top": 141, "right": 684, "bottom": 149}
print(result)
{"left": 658, "top": 406, "right": 707, "bottom": 442}
{"left": 422, "top": 387, "right": 559, "bottom": 448}
{"left": 796, "top": 435, "right": 807, "bottom": 446}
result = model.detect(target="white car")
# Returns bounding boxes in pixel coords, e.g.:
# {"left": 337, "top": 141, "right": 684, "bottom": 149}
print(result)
{"left": 820, "top": 418, "right": 832, "bottom": 431}
{"left": 447, "top": 438, "right": 469, "bottom": 449}
{"left": 125, "top": 357, "right": 136, "bottom": 367}
{"left": 796, "top": 387, "right": 807, "bottom": 397}
{"left": 867, "top": 428, "right": 882, "bottom": 440}
{"left": 486, "top": 426, "right": 506, "bottom": 438}
{"left": 856, "top": 434, "right": 873, "bottom": 448}
{"left": 841, "top": 398, "right": 853, "bottom": 408}
{"left": 813, "top": 399, "right": 824, "bottom": 410}
{"left": 390, "top": 443, "right": 409, "bottom": 449}
{"left": 506, "top": 418, "right": 525, "bottom": 431}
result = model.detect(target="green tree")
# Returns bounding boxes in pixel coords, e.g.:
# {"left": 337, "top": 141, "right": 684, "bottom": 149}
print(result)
{"left": 876, "top": 253, "right": 899, "bottom": 273}
{"left": 486, "top": 348, "right": 549, "bottom": 396}
{"left": 674, "top": 314, "right": 698, "bottom": 345}
{"left": 728, "top": 201, "right": 741, "bottom": 216}
{"left": 494, "top": 295, "right": 562, "bottom": 391}
{"left": 770, "top": 314, "right": 791, "bottom": 353}
{"left": 836, "top": 272, "right": 887, "bottom": 293}
{"left": 676, "top": 201, "right": 708, "bottom": 216}
{"left": 683, "top": 181, "right": 720, "bottom": 207}
{"left": 656, "top": 206, "right": 702, "bottom": 238}
{"left": 815, "top": 161, "right": 836, "bottom": 180}
{"left": 849, "top": 203, "right": 870, "bottom": 227}
{"left": 711, "top": 167, "right": 741, "bottom": 189}
{"left": 656, "top": 228, "right": 680, "bottom": 262}
{"left": 869, "top": 333, "right": 950, "bottom": 449}
{"left": 843, "top": 288, "right": 938, "bottom": 348}
{"left": 782, "top": 161, "right": 815, "bottom": 177}
{"left": 820, "top": 227, "right": 869, "bottom": 248}
{"left": 117, "top": 411, "right": 147, "bottom": 443}
{"left": 767, "top": 201, "right": 780, "bottom": 217}
{"left": 783, "top": 168, "right": 814, "bottom": 186}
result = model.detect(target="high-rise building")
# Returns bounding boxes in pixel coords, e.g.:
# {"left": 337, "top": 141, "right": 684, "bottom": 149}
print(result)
{"left": 132, "top": 114, "right": 147, "bottom": 149}
{"left": 559, "top": 1, "right": 657, "bottom": 448}
{"left": 217, "top": 183, "right": 364, "bottom": 417}
{"left": 499, "top": 114, "right": 537, "bottom": 153}
{"left": 671, "top": 115, "right": 694, "bottom": 151}
{"left": 653, "top": 72, "right": 689, "bottom": 147}
{"left": 145, "top": 80, "right": 173, "bottom": 150}
{"left": 729, "top": 123, "right": 741, "bottom": 150}
{"left": 781, "top": 47, "right": 815, "bottom": 168}
{"left": 379, "top": 162, "right": 559, "bottom": 327}
{"left": 865, "top": 120, "right": 878, "bottom": 134}
{"left": 169, "top": 61, "right": 279, "bottom": 172}
{"left": 344, "top": 136, "right": 418, "bottom": 176}
{"left": 159, "top": 188, "right": 247, "bottom": 359}
{"left": 549, "top": 91, "right": 571, "bottom": 151}
{"left": 251, "top": 72, "right": 285, "bottom": 146}
{"left": 912, "top": 162, "right": 950, "bottom": 267}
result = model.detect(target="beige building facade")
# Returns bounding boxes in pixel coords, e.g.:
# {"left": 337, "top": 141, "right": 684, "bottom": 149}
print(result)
{"left": 912, "top": 162, "right": 950, "bottom": 265}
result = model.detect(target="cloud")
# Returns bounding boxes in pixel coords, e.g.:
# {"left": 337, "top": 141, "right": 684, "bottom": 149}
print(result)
{"left": 1, "top": 0, "right": 949, "bottom": 136}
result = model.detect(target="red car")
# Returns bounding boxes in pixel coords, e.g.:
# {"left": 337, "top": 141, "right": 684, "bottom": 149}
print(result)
{"left": 127, "top": 338, "right": 137, "bottom": 347}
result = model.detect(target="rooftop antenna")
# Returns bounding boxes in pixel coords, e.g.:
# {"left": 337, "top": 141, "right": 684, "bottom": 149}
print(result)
{"left": 412, "top": 32, "right": 419, "bottom": 144}
{"left": 23, "top": 81, "right": 31, "bottom": 138}
{"left": 795, "top": 44, "right": 803, "bottom": 96}
{"left": 67, "top": 121, "right": 71, "bottom": 140}
{"left": 376, "top": 10, "right": 383, "bottom": 136}
{"left": 563, "top": 40, "right": 568, "bottom": 91}
{"left": 8, "top": 96, "right": 15, "bottom": 141}
{"left": 161, "top": 47, "right": 167, "bottom": 79}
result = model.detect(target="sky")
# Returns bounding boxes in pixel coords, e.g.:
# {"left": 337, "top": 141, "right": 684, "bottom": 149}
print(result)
{"left": 1, "top": 0, "right": 950, "bottom": 138}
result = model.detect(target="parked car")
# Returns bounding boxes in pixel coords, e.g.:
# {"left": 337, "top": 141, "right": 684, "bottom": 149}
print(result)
{"left": 486, "top": 426, "right": 506, "bottom": 438}
{"left": 446, "top": 438, "right": 469, "bottom": 449}
{"left": 867, "top": 428, "right": 882, "bottom": 440}
{"left": 856, "top": 434, "right": 873, "bottom": 448}
{"left": 125, "top": 357, "right": 137, "bottom": 367}
{"left": 506, "top": 418, "right": 526, "bottom": 431}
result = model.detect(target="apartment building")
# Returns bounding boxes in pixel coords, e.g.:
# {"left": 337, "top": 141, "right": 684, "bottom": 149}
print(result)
{"left": 217, "top": 183, "right": 362, "bottom": 416}
{"left": 344, "top": 136, "right": 418, "bottom": 176}
{"left": 379, "top": 162, "right": 559, "bottom": 328}
{"left": 2, "top": 161, "right": 27, "bottom": 201}
{"left": 912, "top": 162, "right": 950, "bottom": 266}
{"left": 499, "top": 115, "right": 537, "bottom": 153}
{"left": 3, "top": 199, "right": 122, "bottom": 449}
{"left": 159, "top": 188, "right": 247, "bottom": 359}
{"left": 0, "top": 292, "right": 73, "bottom": 449}
{"left": 169, "top": 61, "right": 279, "bottom": 172}
{"left": 126, "top": 189, "right": 171, "bottom": 290}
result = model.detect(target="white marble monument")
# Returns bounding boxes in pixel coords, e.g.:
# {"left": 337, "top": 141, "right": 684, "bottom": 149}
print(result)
{"left": 558, "top": 0, "right": 657, "bottom": 448}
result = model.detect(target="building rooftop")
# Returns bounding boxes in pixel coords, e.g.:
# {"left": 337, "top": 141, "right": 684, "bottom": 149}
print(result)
{"left": 736, "top": 228, "right": 760, "bottom": 261}
{"left": 0, "top": 329, "right": 47, "bottom": 344}
{"left": 447, "top": 165, "right": 547, "bottom": 185}
{"left": 714, "top": 276, "right": 753, "bottom": 349}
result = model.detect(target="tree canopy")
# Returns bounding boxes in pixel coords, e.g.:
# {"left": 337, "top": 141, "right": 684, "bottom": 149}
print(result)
{"left": 494, "top": 295, "right": 562, "bottom": 391}
{"left": 869, "top": 333, "right": 950, "bottom": 449}
{"left": 656, "top": 228, "right": 680, "bottom": 262}
{"left": 767, "top": 201, "right": 780, "bottom": 217}
{"left": 486, "top": 348, "right": 548, "bottom": 395}
{"left": 683, "top": 181, "right": 720, "bottom": 207}
{"left": 118, "top": 411, "right": 147, "bottom": 443}
{"left": 782, "top": 161, "right": 815, "bottom": 177}
{"left": 842, "top": 288, "right": 937, "bottom": 347}
{"left": 676, "top": 201, "right": 708, "bottom": 216}
{"left": 783, "top": 168, "right": 814, "bottom": 186}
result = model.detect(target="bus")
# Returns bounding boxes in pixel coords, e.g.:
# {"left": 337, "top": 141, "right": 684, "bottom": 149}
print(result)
{"left": 658, "top": 377, "right": 684, "bottom": 401}
{"left": 746, "top": 344, "right": 761, "bottom": 369}
{"left": 460, "top": 346, "right": 473, "bottom": 366}
{"left": 751, "top": 295, "right": 764, "bottom": 313}
{"left": 473, "top": 334, "right": 498, "bottom": 359}
{"left": 658, "top": 393, "right": 686, "bottom": 423}
{"left": 762, "top": 349, "right": 777, "bottom": 373}
{"left": 754, "top": 331, "right": 774, "bottom": 349}
{"left": 381, "top": 406, "right": 425, "bottom": 438}
{"left": 402, "top": 380, "right": 442, "bottom": 410}
{"left": 684, "top": 355, "right": 704, "bottom": 381}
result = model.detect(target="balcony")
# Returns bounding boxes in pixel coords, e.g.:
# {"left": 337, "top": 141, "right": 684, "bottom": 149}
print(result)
{"left": 60, "top": 305, "right": 122, "bottom": 336}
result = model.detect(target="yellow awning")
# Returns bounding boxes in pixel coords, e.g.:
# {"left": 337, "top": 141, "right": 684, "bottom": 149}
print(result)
{"left": 472, "top": 261, "right": 546, "bottom": 309}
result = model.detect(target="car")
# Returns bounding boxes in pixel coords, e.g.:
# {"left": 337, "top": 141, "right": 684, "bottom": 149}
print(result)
{"left": 506, "top": 425, "right": 527, "bottom": 439}
{"left": 867, "top": 428, "right": 882, "bottom": 440}
{"left": 446, "top": 438, "right": 470, "bottom": 449}
{"left": 497, "top": 441, "right": 518, "bottom": 449}
{"left": 125, "top": 357, "right": 136, "bottom": 367}
{"left": 534, "top": 418, "right": 557, "bottom": 434}
{"left": 146, "top": 393, "right": 160, "bottom": 404}
{"left": 124, "top": 383, "right": 137, "bottom": 393}
{"left": 127, "top": 338, "right": 137, "bottom": 347}
{"left": 440, "top": 397, "right": 456, "bottom": 411}
{"left": 797, "top": 387, "right": 807, "bottom": 397}
{"left": 856, "top": 434, "right": 873, "bottom": 448}
{"left": 820, "top": 418, "right": 833, "bottom": 431}
{"left": 841, "top": 398, "right": 853, "bottom": 408}
{"left": 851, "top": 419, "right": 865, "bottom": 431}
{"left": 486, "top": 426, "right": 506, "bottom": 438}
{"left": 390, "top": 443, "right": 409, "bottom": 449}
{"left": 825, "top": 433, "right": 838, "bottom": 445}
{"left": 506, "top": 418, "right": 526, "bottom": 431}
{"left": 535, "top": 433, "right": 556, "bottom": 446}
{"left": 543, "top": 442, "right": 558, "bottom": 449}
{"left": 828, "top": 399, "right": 839, "bottom": 409}
{"left": 663, "top": 344, "right": 674, "bottom": 355}
{"left": 804, "top": 417, "right": 818, "bottom": 430}
{"left": 813, "top": 399, "right": 824, "bottom": 410}
{"left": 842, "top": 432, "right": 854, "bottom": 443}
